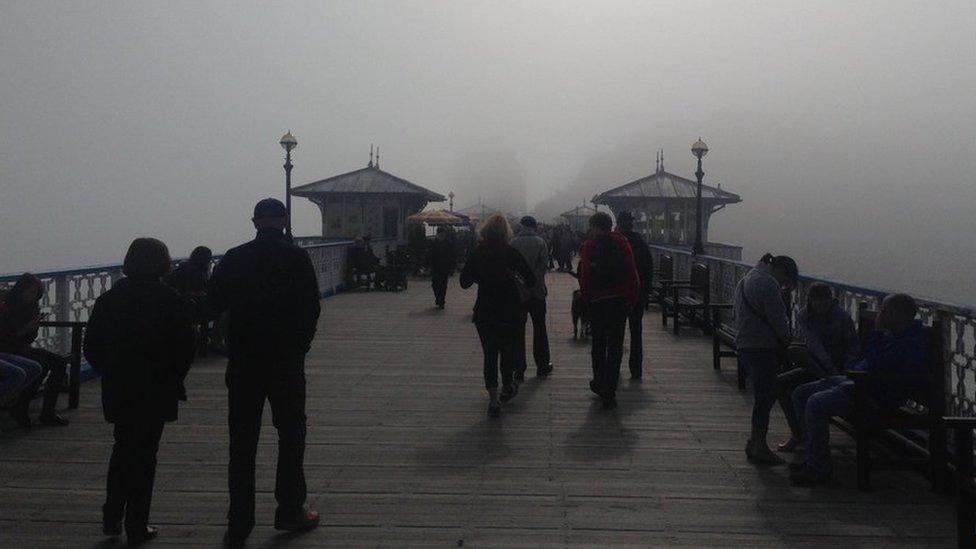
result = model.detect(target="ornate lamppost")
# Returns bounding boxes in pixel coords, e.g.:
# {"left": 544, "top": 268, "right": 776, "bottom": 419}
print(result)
{"left": 448, "top": 191, "right": 455, "bottom": 212}
{"left": 279, "top": 131, "right": 298, "bottom": 237}
{"left": 691, "top": 138, "right": 709, "bottom": 255}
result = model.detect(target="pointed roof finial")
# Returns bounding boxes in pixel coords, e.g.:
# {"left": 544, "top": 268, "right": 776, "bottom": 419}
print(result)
{"left": 375, "top": 146, "right": 380, "bottom": 169}
{"left": 369, "top": 144, "right": 374, "bottom": 168}
{"left": 660, "top": 149, "right": 665, "bottom": 173}
{"left": 655, "top": 150, "right": 660, "bottom": 172}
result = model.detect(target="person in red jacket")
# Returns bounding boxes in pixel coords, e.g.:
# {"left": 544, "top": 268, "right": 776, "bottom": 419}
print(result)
{"left": 578, "top": 212, "right": 640, "bottom": 410}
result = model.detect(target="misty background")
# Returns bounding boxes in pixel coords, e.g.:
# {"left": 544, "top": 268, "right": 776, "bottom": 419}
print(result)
{"left": 1, "top": 1, "right": 974, "bottom": 304}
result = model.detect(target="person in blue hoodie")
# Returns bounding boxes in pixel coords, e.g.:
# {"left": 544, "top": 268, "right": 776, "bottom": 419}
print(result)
{"left": 789, "top": 293, "right": 927, "bottom": 486}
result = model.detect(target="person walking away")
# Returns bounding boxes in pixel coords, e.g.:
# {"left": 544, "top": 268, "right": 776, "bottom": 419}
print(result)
{"left": 166, "top": 246, "right": 221, "bottom": 353}
{"left": 459, "top": 214, "right": 536, "bottom": 417}
{"left": 427, "top": 227, "right": 456, "bottom": 309}
{"left": 734, "top": 253, "right": 798, "bottom": 465}
{"left": 0, "top": 273, "right": 70, "bottom": 427}
{"left": 775, "top": 283, "right": 858, "bottom": 452}
{"left": 84, "top": 238, "right": 196, "bottom": 545}
{"left": 511, "top": 216, "right": 553, "bottom": 381}
{"left": 789, "top": 293, "right": 925, "bottom": 486}
{"left": 579, "top": 212, "right": 640, "bottom": 410}
{"left": 614, "top": 211, "right": 652, "bottom": 379}
{"left": 209, "top": 198, "right": 322, "bottom": 546}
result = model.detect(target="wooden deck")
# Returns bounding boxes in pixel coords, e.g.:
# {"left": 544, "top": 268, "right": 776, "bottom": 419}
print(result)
{"left": 0, "top": 273, "right": 955, "bottom": 547}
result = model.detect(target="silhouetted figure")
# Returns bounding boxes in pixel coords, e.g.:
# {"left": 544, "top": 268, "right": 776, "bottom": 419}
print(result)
{"left": 209, "top": 198, "right": 321, "bottom": 546}
{"left": 511, "top": 216, "right": 553, "bottom": 380}
{"left": 427, "top": 227, "right": 456, "bottom": 309}
{"left": 552, "top": 227, "right": 574, "bottom": 271}
{"left": 734, "top": 253, "right": 798, "bottom": 465}
{"left": 0, "top": 273, "right": 70, "bottom": 426}
{"left": 460, "top": 214, "right": 535, "bottom": 418}
{"left": 790, "top": 293, "right": 926, "bottom": 486}
{"left": 84, "top": 238, "right": 196, "bottom": 545}
{"left": 579, "top": 212, "right": 640, "bottom": 410}
{"left": 775, "top": 283, "right": 858, "bottom": 452}
{"left": 167, "top": 246, "right": 220, "bottom": 353}
{"left": 614, "top": 211, "right": 652, "bottom": 379}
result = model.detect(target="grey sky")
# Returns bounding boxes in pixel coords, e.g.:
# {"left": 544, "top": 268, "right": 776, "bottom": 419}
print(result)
{"left": 1, "top": 1, "right": 974, "bottom": 303}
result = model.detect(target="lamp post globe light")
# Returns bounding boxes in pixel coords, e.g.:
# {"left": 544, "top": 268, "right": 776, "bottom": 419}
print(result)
{"left": 279, "top": 131, "right": 298, "bottom": 237}
{"left": 691, "top": 138, "right": 708, "bottom": 255}
{"left": 448, "top": 191, "right": 455, "bottom": 212}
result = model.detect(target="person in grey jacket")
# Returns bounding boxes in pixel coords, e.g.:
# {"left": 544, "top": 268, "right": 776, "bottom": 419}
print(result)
{"left": 511, "top": 216, "right": 553, "bottom": 380}
{"left": 733, "top": 253, "right": 797, "bottom": 465}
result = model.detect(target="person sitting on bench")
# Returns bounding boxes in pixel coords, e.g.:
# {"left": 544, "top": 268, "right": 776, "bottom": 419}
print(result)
{"left": 0, "top": 354, "right": 43, "bottom": 409}
{"left": 0, "top": 273, "right": 70, "bottom": 427}
{"left": 789, "top": 293, "right": 926, "bottom": 486}
{"left": 776, "top": 283, "right": 858, "bottom": 452}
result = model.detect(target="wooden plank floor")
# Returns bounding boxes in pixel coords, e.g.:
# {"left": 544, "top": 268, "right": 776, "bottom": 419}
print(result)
{"left": 0, "top": 273, "right": 956, "bottom": 547}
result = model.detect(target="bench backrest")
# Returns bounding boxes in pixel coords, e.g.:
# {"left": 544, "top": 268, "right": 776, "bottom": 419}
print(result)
{"left": 856, "top": 302, "right": 945, "bottom": 414}
{"left": 660, "top": 255, "right": 673, "bottom": 281}
{"left": 689, "top": 262, "right": 710, "bottom": 303}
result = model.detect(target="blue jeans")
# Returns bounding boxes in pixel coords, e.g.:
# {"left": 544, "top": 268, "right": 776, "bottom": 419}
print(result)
{"left": 792, "top": 375, "right": 854, "bottom": 473}
{"left": 0, "top": 354, "right": 43, "bottom": 407}
{"left": 738, "top": 349, "right": 779, "bottom": 438}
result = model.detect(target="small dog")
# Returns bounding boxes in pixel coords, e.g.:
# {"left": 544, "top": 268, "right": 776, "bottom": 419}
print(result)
{"left": 568, "top": 269, "right": 591, "bottom": 339}
{"left": 571, "top": 289, "right": 590, "bottom": 340}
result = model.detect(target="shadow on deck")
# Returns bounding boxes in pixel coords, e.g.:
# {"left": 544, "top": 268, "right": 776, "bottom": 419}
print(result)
{"left": 0, "top": 274, "right": 955, "bottom": 547}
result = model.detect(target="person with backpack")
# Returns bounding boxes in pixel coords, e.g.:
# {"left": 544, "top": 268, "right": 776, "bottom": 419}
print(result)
{"left": 511, "top": 216, "right": 553, "bottom": 381}
{"left": 614, "top": 211, "right": 653, "bottom": 379}
{"left": 733, "top": 253, "right": 798, "bottom": 465}
{"left": 578, "top": 212, "right": 640, "bottom": 410}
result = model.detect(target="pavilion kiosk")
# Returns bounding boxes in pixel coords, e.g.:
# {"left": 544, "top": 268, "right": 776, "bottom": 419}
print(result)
{"left": 291, "top": 156, "right": 445, "bottom": 246}
{"left": 592, "top": 151, "right": 742, "bottom": 259}
{"left": 559, "top": 204, "right": 599, "bottom": 233}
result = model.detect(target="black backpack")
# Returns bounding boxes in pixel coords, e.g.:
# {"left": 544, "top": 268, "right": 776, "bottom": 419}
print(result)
{"left": 589, "top": 235, "right": 628, "bottom": 290}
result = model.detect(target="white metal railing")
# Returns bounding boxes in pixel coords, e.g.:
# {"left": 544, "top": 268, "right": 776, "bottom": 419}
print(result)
{"left": 0, "top": 239, "right": 353, "bottom": 354}
{"left": 649, "top": 244, "right": 976, "bottom": 416}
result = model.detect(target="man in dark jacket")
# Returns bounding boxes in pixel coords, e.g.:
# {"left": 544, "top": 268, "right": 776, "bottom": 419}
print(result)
{"left": 210, "top": 198, "right": 322, "bottom": 546}
{"left": 615, "top": 212, "right": 652, "bottom": 379}
{"left": 427, "top": 227, "right": 456, "bottom": 309}
{"left": 579, "top": 212, "right": 640, "bottom": 410}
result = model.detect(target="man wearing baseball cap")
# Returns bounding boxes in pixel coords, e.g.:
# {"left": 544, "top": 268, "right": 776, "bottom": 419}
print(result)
{"left": 210, "top": 198, "right": 321, "bottom": 546}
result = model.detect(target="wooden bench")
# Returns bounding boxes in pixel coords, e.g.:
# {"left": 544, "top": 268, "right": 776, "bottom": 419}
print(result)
{"left": 650, "top": 254, "right": 673, "bottom": 319}
{"left": 832, "top": 306, "right": 949, "bottom": 492}
{"left": 664, "top": 263, "right": 721, "bottom": 335}
{"left": 710, "top": 304, "right": 743, "bottom": 389}
{"left": 943, "top": 416, "right": 975, "bottom": 548}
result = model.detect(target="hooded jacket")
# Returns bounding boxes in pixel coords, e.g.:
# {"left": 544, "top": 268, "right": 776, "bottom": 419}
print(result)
{"left": 510, "top": 226, "right": 550, "bottom": 300}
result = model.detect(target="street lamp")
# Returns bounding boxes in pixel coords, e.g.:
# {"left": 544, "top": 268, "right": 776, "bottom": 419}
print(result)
{"left": 279, "top": 131, "right": 298, "bottom": 237}
{"left": 448, "top": 191, "right": 455, "bottom": 212}
{"left": 691, "top": 137, "right": 709, "bottom": 255}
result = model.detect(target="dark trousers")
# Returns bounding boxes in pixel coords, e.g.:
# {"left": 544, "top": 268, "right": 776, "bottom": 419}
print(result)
{"left": 226, "top": 360, "right": 308, "bottom": 534}
{"left": 738, "top": 349, "right": 779, "bottom": 437}
{"left": 103, "top": 422, "right": 165, "bottom": 537}
{"left": 590, "top": 298, "right": 628, "bottom": 396}
{"left": 431, "top": 272, "right": 449, "bottom": 306}
{"left": 13, "top": 347, "right": 67, "bottom": 414}
{"left": 627, "top": 303, "right": 644, "bottom": 376}
{"left": 776, "top": 367, "right": 817, "bottom": 437}
{"left": 476, "top": 322, "right": 517, "bottom": 390}
{"left": 515, "top": 298, "right": 551, "bottom": 374}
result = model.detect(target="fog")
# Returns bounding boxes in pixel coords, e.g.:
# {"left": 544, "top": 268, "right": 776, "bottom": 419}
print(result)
{"left": 2, "top": 1, "right": 974, "bottom": 304}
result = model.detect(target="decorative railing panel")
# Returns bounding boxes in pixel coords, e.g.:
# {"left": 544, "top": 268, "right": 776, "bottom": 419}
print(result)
{"left": 649, "top": 244, "right": 976, "bottom": 416}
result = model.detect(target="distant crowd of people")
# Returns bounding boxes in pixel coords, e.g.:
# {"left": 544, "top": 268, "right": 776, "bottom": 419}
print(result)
{"left": 0, "top": 199, "right": 935, "bottom": 545}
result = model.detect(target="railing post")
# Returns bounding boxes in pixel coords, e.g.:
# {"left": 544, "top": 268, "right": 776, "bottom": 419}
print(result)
{"left": 54, "top": 274, "right": 70, "bottom": 354}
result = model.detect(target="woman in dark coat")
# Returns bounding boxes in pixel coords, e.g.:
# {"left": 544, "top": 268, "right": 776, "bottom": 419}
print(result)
{"left": 84, "top": 238, "right": 196, "bottom": 545}
{"left": 460, "top": 214, "right": 535, "bottom": 417}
